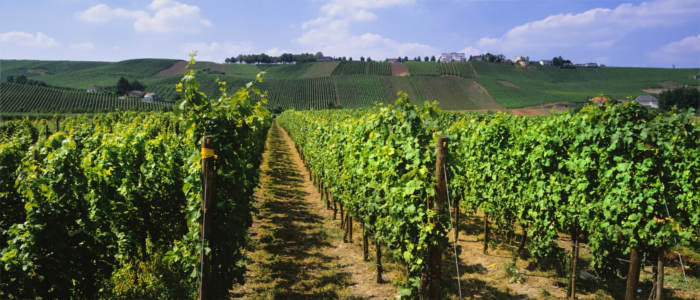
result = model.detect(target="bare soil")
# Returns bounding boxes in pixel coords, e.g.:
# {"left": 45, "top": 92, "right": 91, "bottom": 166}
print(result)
{"left": 230, "top": 122, "right": 399, "bottom": 299}
{"left": 391, "top": 63, "right": 410, "bottom": 77}
{"left": 155, "top": 60, "right": 187, "bottom": 76}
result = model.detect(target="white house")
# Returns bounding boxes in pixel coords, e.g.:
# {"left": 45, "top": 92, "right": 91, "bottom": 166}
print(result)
{"left": 634, "top": 95, "right": 658, "bottom": 109}
{"left": 439, "top": 52, "right": 466, "bottom": 62}
{"left": 144, "top": 93, "right": 162, "bottom": 101}
{"left": 539, "top": 60, "right": 553, "bottom": 66}
{"left": 87, "top": 86, "right": 102, "bottom": 93}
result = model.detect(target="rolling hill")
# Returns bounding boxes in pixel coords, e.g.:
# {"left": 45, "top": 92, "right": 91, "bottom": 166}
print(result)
{"left": 1, "top": 58, "right": 697, "bottom": 113}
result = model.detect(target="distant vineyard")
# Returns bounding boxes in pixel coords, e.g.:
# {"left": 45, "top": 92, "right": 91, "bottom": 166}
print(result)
{"left": 405, "top": 61, "right": 439, "bottom": 75}
{"left": 0, "top": 83, "right": 171, "bottom": 113}
{"left": 331, "top": 61, "right": 391, "bottom": 76}
{"left": 261, "top": 78, "right": 336, "bottom": 110}
{"left": 333, "top": 75, "right": 387, "bottom": 108}
{"left": 438, "top": 62, "right": 475, "bottom": 78}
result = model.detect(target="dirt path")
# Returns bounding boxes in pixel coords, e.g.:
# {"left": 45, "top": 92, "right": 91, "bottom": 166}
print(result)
{"left": 231, "top": 122, "right": 398, "bottom": 299}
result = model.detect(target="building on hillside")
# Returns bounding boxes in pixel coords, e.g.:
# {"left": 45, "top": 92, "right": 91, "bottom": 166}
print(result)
{"left": 439, "top": 52, "right": 466, "bottom": 62}
{"left": 514, "top": 56, "right": 529, "bottom": 67}
{"left": 386, "top": 58, "right": 400, "bottom": 63}
{"left": 590, "top": 96, "right": 610, "bottom": 106}
{"left": 87, "top": 86, "right": 102, "bottom": 93}
{"left": 539, "top": 60, "right": 553, "bottom": 66}
{"left": 634, "top": 95, "right": 658, "bottom": 108}
{"left": 129, "top": 90, "right": 145, "bottom": 98}
{"left": 514, "top": 56, "right": 529, "bottom": 63}
{"left": 144, "top": 93, "right": 162, "bottom": 102}
{"left": 470, "top": 54, "right": 485, "bottom": 62}
{"left": 575, "top": 63, "right": 599, "bottom": 68}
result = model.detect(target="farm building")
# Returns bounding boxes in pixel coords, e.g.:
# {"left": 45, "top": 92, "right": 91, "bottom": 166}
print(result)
{"left": 514, "top": 56, "right": 529, "bottom": 67}
{"left": 575, "top": 63, "right": 599, "bottom": 68}
{"left": 144, "top": 93, "right": 162, "bottom": 101}
{"left": 386, "top": 58, "right": 400, "bottom": 63}
{"left": 439, "top": 52, "right": 466, "bottom": 62}
{"left": 87, "top": 86, "right": 102, "bottom": 93}
{"left": 634, "top": 95, "right": 658, "bottom": 108}
{"left": 590, "top": 96, "right": 610, "bottom": 106}
{"left": 539, "top": 60, "right": 553, "bottom": 66}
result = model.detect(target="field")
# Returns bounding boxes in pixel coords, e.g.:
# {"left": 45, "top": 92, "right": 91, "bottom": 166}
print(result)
{"left": 331, "top": 61, "right": 392, "bottom": 76}
{"left": 299, "top": 61, "right": 340, "bottom": 78}
{"left": 261, "top": 77, "right": 336, "bottom": 110}
{"left": 405, "top": 61, "right": 439, "bottom": 76}
{"left": 333, "top": 75, "right": 387, "bottom": 108}
{"left": 1, "top": 70, "right": 698, "bottom": 299}
{"left": 470, "top": 62, "right": 699, "bottom": 107}
{"left": 0, "top": 82, "right": 171, "bottom": 113}
{"left": 3, "top": 59, "right": 698, "bottom": 112}
{"left": 408, "top": 76, "right": 501, "bottom": 110}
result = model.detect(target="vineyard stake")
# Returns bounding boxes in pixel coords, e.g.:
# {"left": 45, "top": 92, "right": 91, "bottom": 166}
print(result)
{"left": 429, "top": 135, "right": 448, "bottom": 300}
{"left": 625, "top": 248, "right": 642, "bottom": 300}
{"left": 362, "top": 223, "right": 369, "bottom": 261}
{"left": 454, "top": 196, "right": 460, "bottom": 242}
{"left": 376, "top": 238, "right": 383, "bottom": 283}
{"left": 483, "top": 214, "right": 489, "bottom": 255}
{"left": 199, "top": 136, "right": 216, "bottom": 300}
{"left": 348, "top": 216, "right": 353, "bottom": 242}
{"left": 656, "top": 249, "right": 665, "bottom": 300}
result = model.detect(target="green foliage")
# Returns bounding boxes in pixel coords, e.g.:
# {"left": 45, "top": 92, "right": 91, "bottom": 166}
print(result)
{"left": 658, "top": 87, "right": 700, "bottom": 111}
{"left": 0, "top": 56, "right": 271, "bottom": 298}
{"left": 278, "top": 95, "right": 448, "bottom": 295}
{"left": 445, "top": 102, "right": 700, "bottom": 278}
{"left": 334, "top": 75, "right": 387, "bottom": 108}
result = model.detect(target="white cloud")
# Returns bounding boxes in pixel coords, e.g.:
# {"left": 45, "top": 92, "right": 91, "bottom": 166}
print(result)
{"left": 459, "top": 46, "right": 482, "bottom": 57}
{"left": 77, "top": 0, "right": 211, "bottom": 33}
{"left": 296, "top": 0, "right": 436, "bottom": 59}
{"left": 465, "top": 0, "right": 700, "bottom": 56}
{"left": 0, "top": 31, "right": 57, "bottom": 47}
{"left": 182, "top": 41, "right": 254, "bottom": 62}
{"left": 650, "top": 33, "right": 700, "bottom": 65}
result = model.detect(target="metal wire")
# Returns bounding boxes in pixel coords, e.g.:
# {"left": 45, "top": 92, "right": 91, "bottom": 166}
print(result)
{"left": 443, "top": 164, "right": 463, "bottom": 300}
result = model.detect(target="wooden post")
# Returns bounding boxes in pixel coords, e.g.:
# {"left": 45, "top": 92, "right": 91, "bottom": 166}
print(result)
{"left": 348, "top": 216, "right": 353, "bottom": 242}
{"left": 55, "top": 118, "right": 59, "bottom": 131}
{"left": 569, "top": 227, "right": 578, "bottom": 300}
{"left": 363, "top": 223, "right": 369, "bottom": 261}
{"left": 625, "top": 248, "right": 641, "bottom": 300}
{"left": 44, "top": 123, "right": 50, "bottom": 139}
{"left": 199, "top": 136, "right": 216, "bottom": 300}
{"left": 656, "top": 250, "right": 664, "bottom": 300}
{"left": 454, "top": 196, "right": 460, "bottom": 242}
{"left": 429, "top": 135, "right": 448, "bottom": 300}
{"left": 376, "top": 238, "right": 383, "bottom": 283}
{"left": 483, "top": 215, "right": 489, "bottom": 255}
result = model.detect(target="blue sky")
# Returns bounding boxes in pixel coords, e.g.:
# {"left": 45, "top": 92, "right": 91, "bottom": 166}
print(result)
{"left": 1, "top": 0, "right": 699, "bottom": 67}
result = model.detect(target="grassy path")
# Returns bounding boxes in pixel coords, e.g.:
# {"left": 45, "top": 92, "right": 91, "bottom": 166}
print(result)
{"left": 231, "top": 121, "right": 397, "bottom": 299}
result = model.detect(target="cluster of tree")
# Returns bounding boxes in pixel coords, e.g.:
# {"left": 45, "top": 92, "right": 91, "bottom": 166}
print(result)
{"left": 116, "top": 77, "right": 145, "bottom": 95}
{"left": 659, "top": 86, "right": 700, "bottom": 111}
{"left": 552, "top": 56, "right": 573, "bottom": 67}
{"left": 225, "top": 52, "right": 326, "bottom": 64}
{"left": 5, "top": 75, "right": 48, "bottom": 87}
{"left": 412, "top": 56, "right": 436, "bottom": 62}
{"left": 469, "top": 53, "right": 506, "bottom": 63}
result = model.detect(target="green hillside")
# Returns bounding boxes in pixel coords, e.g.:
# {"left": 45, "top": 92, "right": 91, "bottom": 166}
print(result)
{"left": 0, "top": 82, "right": 171, "bottom": 113}
{"left": 471, "top": 62, "right": 698, "bottom": 107}
{"left": 2, "top": 58, "right": 697, "bottom": 112}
